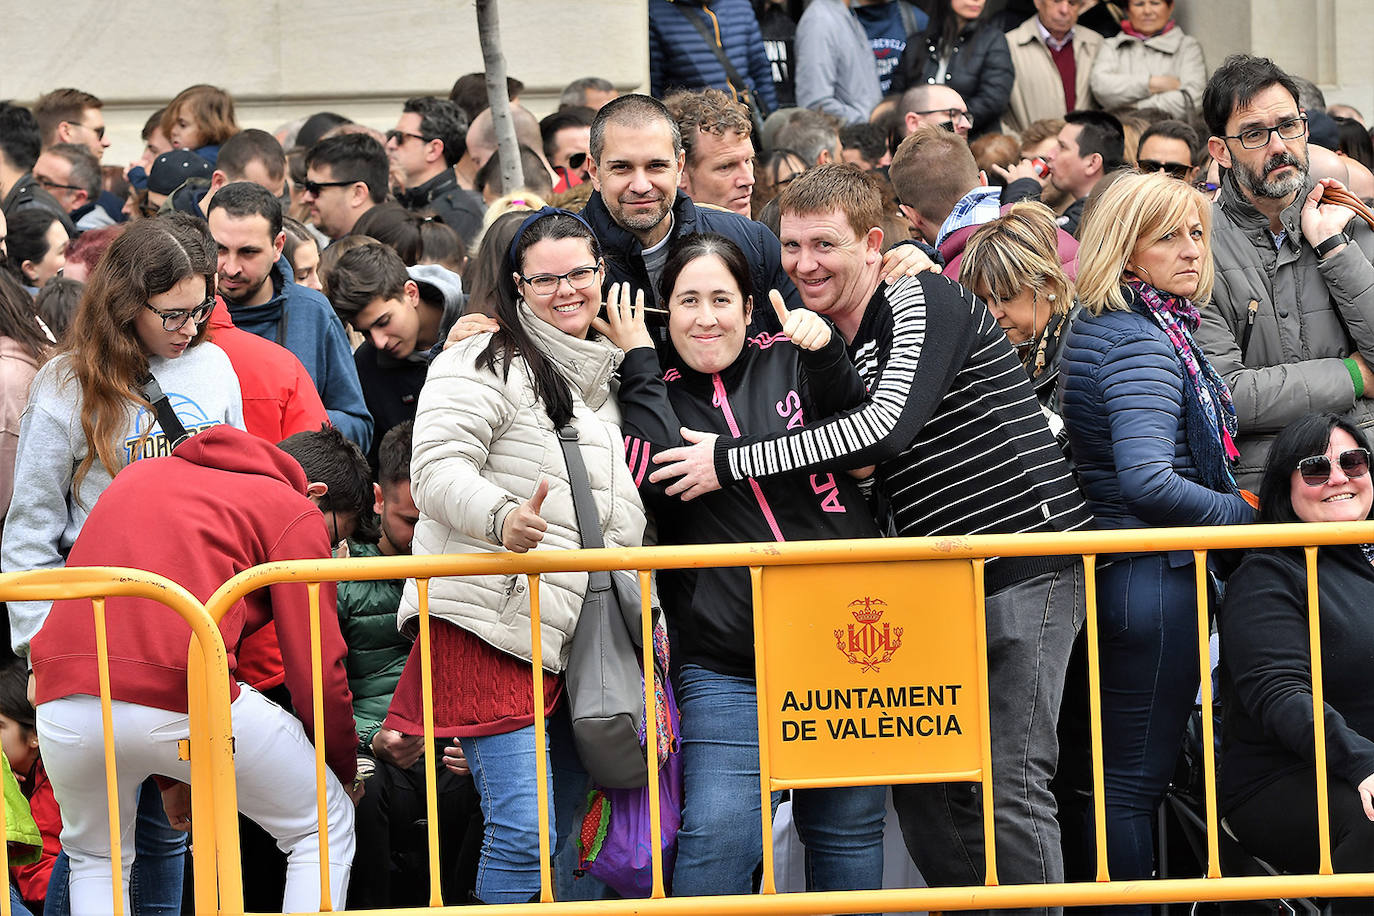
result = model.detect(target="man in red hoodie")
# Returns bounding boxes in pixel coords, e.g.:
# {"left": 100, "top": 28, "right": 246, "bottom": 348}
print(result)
{"left": 28, "top": 424, "right": 370, "bottom": 914}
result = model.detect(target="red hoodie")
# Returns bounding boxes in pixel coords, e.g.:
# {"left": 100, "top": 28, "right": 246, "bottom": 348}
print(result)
{"left": 207, "top": 298, "right": 329, "bottom": 443}
{"left": 11, "top": 759, "right": 60, "bottom": 904}
{"left": 30, "top": 425, "right": 357, "bottom": 784}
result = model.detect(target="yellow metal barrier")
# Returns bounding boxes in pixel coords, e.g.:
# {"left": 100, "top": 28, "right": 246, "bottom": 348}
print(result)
{"left": 197, "top": 521, "right": 1374, "bottom": 915}
{"left": 0, "top": 567, "right": 240, "bottom": 916}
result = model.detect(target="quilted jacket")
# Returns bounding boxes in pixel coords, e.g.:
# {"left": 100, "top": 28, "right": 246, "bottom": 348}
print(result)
{"left": 649, "top": 0, "right": 778, "bottom": 115}
{"left": 1060, "top": 291, "right": 1254, "bottom": 530}
{"left": 399, "top": 302, "right": 647, "bottom": 673}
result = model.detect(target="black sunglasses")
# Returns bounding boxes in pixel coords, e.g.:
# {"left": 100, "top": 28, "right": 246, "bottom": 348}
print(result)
{"left": 1137, "top": 159, "right": 1192, "bottom": 180}
{"left": 1297, "top": 448, "right": 1371, "bottom": 486}
{"left": 567, "top": 152, "right": 587, "bottom": 171}
{"left": 386, "top": 129, "right": 431, "bottom": 145}
{"left": 301, "top": 179, "right": 358, "bottom": 196}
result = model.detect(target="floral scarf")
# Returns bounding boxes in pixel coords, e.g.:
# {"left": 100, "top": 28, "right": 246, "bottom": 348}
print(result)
{"left": 1128, "top": 278, "right": 1241, "bottom": 493}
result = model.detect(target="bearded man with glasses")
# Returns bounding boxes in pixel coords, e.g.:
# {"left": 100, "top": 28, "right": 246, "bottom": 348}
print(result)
{"left": 1194, "top": 54, "right": 1374, "bottom": 490}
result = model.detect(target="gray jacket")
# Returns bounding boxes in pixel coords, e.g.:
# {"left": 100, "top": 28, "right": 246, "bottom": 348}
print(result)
{"left": 1194, "top": 174, "right": 1374, "bottom": 488}
{"left": 793, "top": 0, "right": 882, "bottom": 125}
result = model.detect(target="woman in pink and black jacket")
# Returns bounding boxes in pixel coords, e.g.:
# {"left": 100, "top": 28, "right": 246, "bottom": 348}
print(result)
{"left": 596, "top": 232, "right": 886, "bottom": 905}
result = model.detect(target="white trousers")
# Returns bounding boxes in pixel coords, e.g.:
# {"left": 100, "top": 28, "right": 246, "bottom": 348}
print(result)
{"left": 37, "top": 687, "right": 354, "bottom": 914}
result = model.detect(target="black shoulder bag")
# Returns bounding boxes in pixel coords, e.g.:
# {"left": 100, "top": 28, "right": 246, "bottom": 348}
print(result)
{"left": 141, "top": 372, "right": 192, "bottom": 450}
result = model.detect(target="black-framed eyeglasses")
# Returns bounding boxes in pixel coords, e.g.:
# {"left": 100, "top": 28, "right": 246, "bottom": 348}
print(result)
{"left": 35, "top": 176, "right": 86, "bottom": 193}
{"left": 145, "top": 296, "right": 215, "bottom": 332}
{"left": 1137, "top": 159, "right": 1193, "bottom": 180}
{"left": 914, "top": 108, "right": 972, "bottom": 124}
{"left": 386, "top": 129, "right": 431, "bottom": 146}
{"left": 1297, "top": 448, "right": 1371, "bottom": 486}
{"left": 1221, "top": 116, "right": 1308, "bottom": 150}
{"left": 517, "top": 264, "right": 601, "bottom": 296}
{"left": 301, "top": 179, "right": 358, "bottom": 196}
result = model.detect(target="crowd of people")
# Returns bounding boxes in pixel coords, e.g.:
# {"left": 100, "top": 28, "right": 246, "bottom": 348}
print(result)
{"left": 1, "top": 0, "right": 1374, "bottom": 912}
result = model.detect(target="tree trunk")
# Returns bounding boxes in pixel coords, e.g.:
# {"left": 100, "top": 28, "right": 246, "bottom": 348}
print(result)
{"left": 476, "top": 0, "right": 525, "bottom": 196}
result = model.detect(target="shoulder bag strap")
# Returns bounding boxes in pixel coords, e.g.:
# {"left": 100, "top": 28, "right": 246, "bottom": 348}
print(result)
{"left": 557, "top": 424, "right": 611, "bottom": 590}
{"left": 679, "top": 6, "right": 752, "bottom": 101}
{"left": 141, "top": 372, "right": 192, "bottom": 450}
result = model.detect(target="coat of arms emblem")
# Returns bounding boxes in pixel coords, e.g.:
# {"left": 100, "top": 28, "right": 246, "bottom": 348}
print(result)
{"left": 834, "top": 597, "right": 903, "bottom": 672}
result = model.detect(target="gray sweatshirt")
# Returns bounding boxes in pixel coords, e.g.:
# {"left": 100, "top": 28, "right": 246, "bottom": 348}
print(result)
{"left": 794, "top": 0, "right": 883, "bottom": 125}
{"left": 1, "top": 342, "right": 244, "bottom": 657}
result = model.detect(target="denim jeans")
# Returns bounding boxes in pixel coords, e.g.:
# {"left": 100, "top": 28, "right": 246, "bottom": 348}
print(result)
{"left": 893, "top": 563, "right": 1084, "bottom": 916}
{"left": 1095, "top": 554, "right": 1202, "bottom": 914}
{"left": 43, "top": 778, "right": 186, "bottom": 916}
{"left": 463, "top": 706, "right": 593, "bottom": 904}
{"left": 670, "top": 664, "right": 886, "bottom": 904}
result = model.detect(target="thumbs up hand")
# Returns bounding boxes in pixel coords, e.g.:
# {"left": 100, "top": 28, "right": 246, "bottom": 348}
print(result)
{"left": 770, "top": 290, "right": 832, "bottom": 352}
{"left": 501, "top": 479, "right": 550, "bottom": 553}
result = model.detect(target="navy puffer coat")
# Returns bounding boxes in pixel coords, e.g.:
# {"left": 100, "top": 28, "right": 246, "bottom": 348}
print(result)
{"left": 1059, "top": 290, "right": 1255, "bottom": 531}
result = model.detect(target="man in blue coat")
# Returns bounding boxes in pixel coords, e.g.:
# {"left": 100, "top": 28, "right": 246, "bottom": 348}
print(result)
{"left": 207, "top": 182, "right": 373, "bottom": 451}
{"left": 649, "top": 0, "right": 778, "bottom": 117}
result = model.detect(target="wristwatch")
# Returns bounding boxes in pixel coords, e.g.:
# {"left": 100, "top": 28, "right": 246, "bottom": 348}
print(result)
{"left": 1315, "top": 232, "right": 1351, "bottom": 259}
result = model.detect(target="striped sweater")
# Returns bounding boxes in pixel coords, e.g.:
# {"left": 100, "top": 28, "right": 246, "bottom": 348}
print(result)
{"left": 713, "top": 273, "right": 1092, "bottom": 592}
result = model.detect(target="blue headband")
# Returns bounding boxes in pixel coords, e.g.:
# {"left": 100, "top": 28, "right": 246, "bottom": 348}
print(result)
{"left": 507, "top": 206, "right": 598, "bottom": 273}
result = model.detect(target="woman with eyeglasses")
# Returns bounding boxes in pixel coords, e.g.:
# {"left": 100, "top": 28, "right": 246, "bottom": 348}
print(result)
{"left": 1218, "top": 413, "right": 1374, "bottom": 899}
{"left": 1059, "top": 171, "right": 1254, "bottom": 907}
{"left": 381, "top": 207, "right": 646, "bottom": 903}
{"left": 1090, "top": 0, "right": 1206, "bottom": 119}
{"left": 889, "top": 0, "right": 1013, "bottom": 139}
{"left": 2, "top": 215, "right": 242, "bottom": 913}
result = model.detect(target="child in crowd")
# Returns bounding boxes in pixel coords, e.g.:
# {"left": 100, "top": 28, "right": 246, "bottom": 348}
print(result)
{"left": 0, "top": 660, "right": 60, "bottom": 916}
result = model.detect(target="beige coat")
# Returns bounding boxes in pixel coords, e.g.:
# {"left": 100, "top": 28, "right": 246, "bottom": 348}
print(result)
{"left": 399, "top": 302, "right": 647, "bottom": 673}
{"left": 1090, "top": 27, "right": 1206, "bottom": 119}
{"left": 1003, "top": 15, "right": 1104, "bottom": 136}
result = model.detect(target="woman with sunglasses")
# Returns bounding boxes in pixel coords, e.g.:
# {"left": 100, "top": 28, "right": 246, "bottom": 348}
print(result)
{"left": 1090, "top": 0, "right": 1206, "bottom": 119}
{"left": 1, "top": 215, "right": 242, "bottom": 913}
{"left": 1218, "top": 413, "right": 1374, "bottom": 897}
{"left": 382, "top": 207, "right": 646, "bottom": 904}
{"left": 1059, "top": 171, "right": 1253, "bottom": 906}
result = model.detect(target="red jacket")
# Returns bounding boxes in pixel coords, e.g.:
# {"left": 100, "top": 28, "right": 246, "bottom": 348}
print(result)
{"left": 939, "top": 204, "right": 1081, "bottom": 284}
{"left": 31, "top": 426, "right": 357, "bottom": 784}
{"left": 11, "top": 760, "right": 60, "bottom": 905}
{"left": 207, "top": 299, "right": 329, "bottom": 443}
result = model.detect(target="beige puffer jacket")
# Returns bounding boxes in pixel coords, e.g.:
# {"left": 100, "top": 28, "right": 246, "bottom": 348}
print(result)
{"left": 1089, "top": 27, "right": 1206, "bottom": 119}
{"left": 399, "top": 302, "right": 647, "bottom": 672}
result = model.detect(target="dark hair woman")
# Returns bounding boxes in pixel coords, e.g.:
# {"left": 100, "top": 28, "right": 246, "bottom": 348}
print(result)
{"left": 4, "top": 209, "right": 69, "bottom": 292}
{"left": 381, "top": 207, "right": 648, "bottom": 903}
{"left": 598, "top": 232, "right": 885, "bottom": 897}
{"left": 1218, "top": 414, "right": 1374, "bottom": 908}
{"left": 890, "top": 0, "right": 1014, "bottom": 139}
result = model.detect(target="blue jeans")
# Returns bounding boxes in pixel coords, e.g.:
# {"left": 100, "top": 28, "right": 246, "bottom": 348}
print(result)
{"left": 464, "top": 706, "right": 593, "bottom": 904}
{"left": 1096, "top": 554, "right": 1202, "bottom": 913}
{"left": 892, "top": 564, "right": 1084, "bottom": 916}
{"left": 671, "top": 664, "right": 886, "bottom": 902}
{"left": 44, "top": 778, "right": 185, "bottom": 916}
{"left": 11, "top": 884, "right": 34, "bottom": 916}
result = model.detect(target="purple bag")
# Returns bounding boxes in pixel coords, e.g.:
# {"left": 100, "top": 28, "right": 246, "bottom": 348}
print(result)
{"left": 577, "top": 626, "right": 683, "bottom": 897}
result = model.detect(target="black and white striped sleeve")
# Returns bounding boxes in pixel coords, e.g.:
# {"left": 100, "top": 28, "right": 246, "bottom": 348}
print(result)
{"left": 713, "top": 277, "right": 970, "bottom": 485}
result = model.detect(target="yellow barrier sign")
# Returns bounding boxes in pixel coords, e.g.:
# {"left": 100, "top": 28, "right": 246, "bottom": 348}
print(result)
{"left": 758, "top": 559, "right": 987, "bottom": 785}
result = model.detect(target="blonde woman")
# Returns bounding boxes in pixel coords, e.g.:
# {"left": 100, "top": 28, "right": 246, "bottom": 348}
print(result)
{"left": 958, "top": 201, "right": 1076, "bottom": 430}
{"left": 1059, "top": 171, "right": 1252, "bottom": 908}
